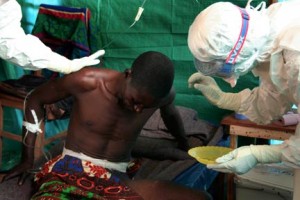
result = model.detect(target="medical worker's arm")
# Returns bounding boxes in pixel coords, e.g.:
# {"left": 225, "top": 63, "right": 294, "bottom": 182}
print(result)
{"left": 206, "top": 144, "right": 282, "bottom": 174}
{"left": 188, "top": 72, "right": 250, "bottom": 112}
{"left": 188, "top": 71, "right": 291, "bottom": 125}
{"left": 0, "top": 0, "right": 105, "bottom": 73}
{"left": 238, "top": 48, "right": 300, "bottom": 125}
{"left": 206, "top": 135, "right": 300, "bottom": 174}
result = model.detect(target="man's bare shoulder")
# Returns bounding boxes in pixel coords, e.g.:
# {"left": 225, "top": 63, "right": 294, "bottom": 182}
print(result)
{"left": 73, "top": 67, "right": 115, "bottom": 78}
{"left": 63, "top": 67, "right": 118, "bottom": 93}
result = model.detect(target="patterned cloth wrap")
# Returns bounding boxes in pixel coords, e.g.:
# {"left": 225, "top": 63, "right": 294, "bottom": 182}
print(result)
{"left": 32, "top": 149, "right": 143, "bottom": 200}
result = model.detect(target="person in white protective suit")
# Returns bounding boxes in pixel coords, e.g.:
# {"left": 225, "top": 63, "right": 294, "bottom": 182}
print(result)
{"left": 187, "top": 0, "right": 300, "bottom": 197}
{"left": 0, "top": 0, "right": 105, "bottom": 74}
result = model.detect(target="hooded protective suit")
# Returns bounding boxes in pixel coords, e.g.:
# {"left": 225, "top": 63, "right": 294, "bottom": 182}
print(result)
{"left": 187, "top": 0, "right": 300, "bottom": 186}
{"left": 0, "top": 0, "right": 105, "bottom": 73}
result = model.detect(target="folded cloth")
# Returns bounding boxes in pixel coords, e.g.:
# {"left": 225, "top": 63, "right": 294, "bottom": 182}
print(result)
{"left": 32, "top": 148, "right": 142, "bottom": 200}
{"left": 141, "top": 106, "right": 222, "bottom": 143}
{"left": 281, "top": 112, "right": 300, "bottom": 126}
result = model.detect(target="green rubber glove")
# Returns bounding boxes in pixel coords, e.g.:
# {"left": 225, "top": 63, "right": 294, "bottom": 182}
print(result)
{"left": 188, "top": 72, "right": 241, "bottom": 112}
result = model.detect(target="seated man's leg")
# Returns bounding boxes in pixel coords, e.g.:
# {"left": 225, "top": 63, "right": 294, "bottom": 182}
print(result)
{"left": 32, "top": 154, "right": 144, "bottom": 200}
{"left": 125, "top": 179, "right": 212, "bottom": 200}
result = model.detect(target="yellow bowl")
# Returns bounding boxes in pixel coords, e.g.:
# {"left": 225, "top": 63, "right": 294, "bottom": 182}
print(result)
{"left": 188, "top": 146, "right": 233, "bottom": 165}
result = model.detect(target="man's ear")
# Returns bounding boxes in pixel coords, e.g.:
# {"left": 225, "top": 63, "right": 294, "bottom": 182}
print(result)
{"left": 125, "top": 68, "right": 132, "bottom": 78}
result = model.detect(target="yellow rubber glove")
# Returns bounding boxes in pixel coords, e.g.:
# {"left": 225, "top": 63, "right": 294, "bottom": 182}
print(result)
{"left": 207, "top": 145, "right": 283, "bottom": 174}
{"left": 188, "top": 72, "right": 241, "bottom": 111}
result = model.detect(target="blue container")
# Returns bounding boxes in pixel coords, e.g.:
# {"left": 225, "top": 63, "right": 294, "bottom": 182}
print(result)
{"left": 234, "top": 113, "right": 248, "bottom": 120}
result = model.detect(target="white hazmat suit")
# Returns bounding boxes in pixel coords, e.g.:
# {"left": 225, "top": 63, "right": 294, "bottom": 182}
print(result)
{"left": 187, "top": 1, "right": 300, "bottom": 198}
{"left": 0, "top": 0, "right": 105, "bottom": 73}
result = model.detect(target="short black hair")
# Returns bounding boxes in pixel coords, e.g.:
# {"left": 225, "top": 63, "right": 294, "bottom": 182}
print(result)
{"left": 131, "top": 51, "right": 174, "bottom": 99}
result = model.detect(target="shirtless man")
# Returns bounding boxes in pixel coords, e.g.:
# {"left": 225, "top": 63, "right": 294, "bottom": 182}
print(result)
{"left": 2, "top": 51, "right": 212, "bottom": 199}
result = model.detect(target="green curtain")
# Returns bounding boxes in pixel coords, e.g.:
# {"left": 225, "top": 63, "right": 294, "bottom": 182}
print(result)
{"left": 58, "top": 0, "right": 261, "bottom": 124}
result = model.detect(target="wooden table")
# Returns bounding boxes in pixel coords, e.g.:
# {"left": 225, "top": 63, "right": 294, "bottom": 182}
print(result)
{"left": 221, "top": 114, "right": 296, "bottom": 200}
{"left": 221, "top": 114, "right": 295, "bottom": 149}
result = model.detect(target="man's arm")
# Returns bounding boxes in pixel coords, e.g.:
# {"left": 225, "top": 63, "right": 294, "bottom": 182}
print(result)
{"left": 22, "top": 68, "right": 95, "bottom": 156}
{"left": 159, "top": 89, "right": 190, "bottom": 151}
{"left": 1, "top": 68, "right": 93, "bottom": 184}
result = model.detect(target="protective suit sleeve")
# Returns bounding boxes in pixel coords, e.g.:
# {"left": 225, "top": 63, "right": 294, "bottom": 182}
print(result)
{"left": 207, "top": 136, "right": 300, "bottom": 174}
{"left": 237, "top": 27, "right": 300, "bottom": 125}
{"left": 281, "top": 135, "right": 300, "bottom": 168}
{"left": 0, "top": 0, "right": 104, "bottom": 73}
{"left": 207, "top": 144, "right": 287, "bottom": 174}
{"left": 188, "top": 72, "right": 249, "bottom": 112}
{"left": 238, "top": 80, "right": 291, "bottom": 125}
{"left": 0, "top": 0, "right": 9, "bottom": 6}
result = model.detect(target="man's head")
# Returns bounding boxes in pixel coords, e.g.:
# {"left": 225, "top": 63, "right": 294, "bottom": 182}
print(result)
{"left": 123, "top": 51, "right": 174, "bottom": 112}
{"left": 188, "top": 2, "right": 270, "bottom": 87}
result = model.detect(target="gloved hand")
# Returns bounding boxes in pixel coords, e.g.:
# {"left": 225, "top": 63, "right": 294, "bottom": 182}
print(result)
{"left": 47, "top": 49, "right": 105, "bottom": 74}
{"left": 207, "top": 145, "right": 283, "bottom": 174}
{"left": 188, "top": 72, "right": 241, "bottom": 111}
{"left": 69, "top": 49, "right": 105, "bottom": 72}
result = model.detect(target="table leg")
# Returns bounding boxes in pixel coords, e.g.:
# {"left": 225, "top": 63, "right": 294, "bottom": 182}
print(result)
{"left": 227, "top": 134, "right": 237, "bottom": 200}
{"left": 230, "top": 135, "right": 237, "bottom": 149}
{"left": 0, "top": 102, "right": 3, "bottom": 168}
{"left": 227, "top": 173, "right": 236, "bottom": 200}
{"left": 293, "top": 167, "right": 300, "bottom": 200}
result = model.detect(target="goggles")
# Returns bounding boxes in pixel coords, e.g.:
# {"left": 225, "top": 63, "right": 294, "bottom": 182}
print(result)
{"left": 195, "top": 7, "right": 249, "bottom": 79}
{"left": 194, "top": 58, "right": 232, "bottom": 78}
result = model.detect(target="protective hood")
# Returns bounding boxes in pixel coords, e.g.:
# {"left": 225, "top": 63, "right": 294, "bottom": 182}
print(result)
{"left": 188, "top": 1, "right": 270, "bottom": 80}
